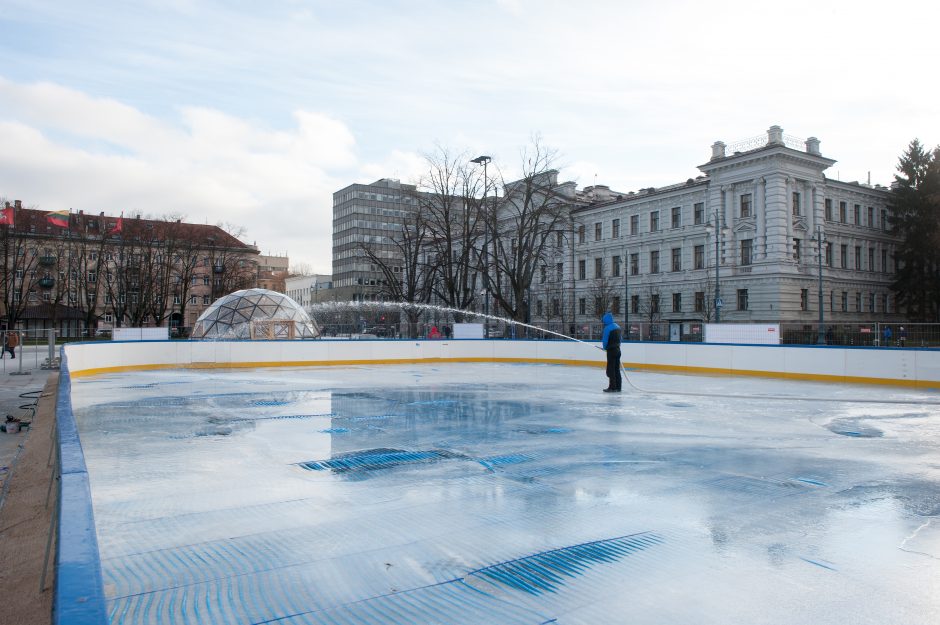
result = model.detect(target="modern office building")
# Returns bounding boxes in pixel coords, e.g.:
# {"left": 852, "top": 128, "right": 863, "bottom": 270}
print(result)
{"left": 285, "top": 273, "right": 332, "bottom": 311}
{"left": 332, "top": 178, "right": 419, "bottom": 303}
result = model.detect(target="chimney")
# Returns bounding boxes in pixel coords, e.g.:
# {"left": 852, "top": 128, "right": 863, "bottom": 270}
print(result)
{"left": 4, "top": 202, "right": 9, "bottom": 209}
{"left": 79, "top": 209, "right": 84, "bottom": 216}
{"left": 767, "top": 125, "right": 784, "bottom": 145}
{"left": 14, "top": 200, "right": 22, "bottom": 209}
{"left": 100, "top": 211, "right": 105, "bottom": 216}
{"left": 711, "top": 141, "right": 726, "bottom": 160}
{"left": 805, "top": 136, "right": 821, "bottom": 156}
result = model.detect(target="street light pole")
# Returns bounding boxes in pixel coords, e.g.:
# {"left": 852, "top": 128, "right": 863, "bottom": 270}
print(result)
{"left": 704, "top": 210, "right": 725, "bottom": 323}
{"left": 813, "top": 225, "right": 826, "bottom": 344}
{"left": 471, "top": 155, "right": 492, "bottom": 324}
{"left": 623, "top": 246, "right": 629, "bottom": 339}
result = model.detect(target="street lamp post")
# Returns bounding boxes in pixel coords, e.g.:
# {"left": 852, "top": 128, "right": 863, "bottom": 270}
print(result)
{"left": 812, "top": 225, "right": 826, "bottom": 344}
{"left": 471, "top": 155, "right": 492, "bottom": 322}
{"left": 704, "top": 210, "right": 728, "bottom": 323}
{"left": 623, "top": 246, "right": 629, "bottom": 339}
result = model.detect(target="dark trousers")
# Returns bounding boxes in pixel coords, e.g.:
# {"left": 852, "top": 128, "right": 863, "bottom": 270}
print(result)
{"left": 4, "top": 346, "right": 14, "bottom": 359}
{"left": 606, "top": 349, "right": 621, "bottom": 390}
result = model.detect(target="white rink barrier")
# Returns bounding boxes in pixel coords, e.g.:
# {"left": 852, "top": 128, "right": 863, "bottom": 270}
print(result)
{"left": 62, "top": 339, "right": 940, "bottom": 389}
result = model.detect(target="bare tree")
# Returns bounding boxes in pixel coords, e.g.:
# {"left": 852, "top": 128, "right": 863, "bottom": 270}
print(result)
{"left": 0, "top": 203, "right": 43, "bottom": 328}
{"left": 588, "top": 277, "right": 618, "bottom": 317}
{"left": 639, "top": 283, "right": 662, "bottom": 324}
{"left": 359, "top": 201, "right": 436, "bottom": 338}
{"left": 489, "top": 140, "right": 572, "bottom": 329}
{"left": 418, "top": 147, "right": 487, "bottom": 321}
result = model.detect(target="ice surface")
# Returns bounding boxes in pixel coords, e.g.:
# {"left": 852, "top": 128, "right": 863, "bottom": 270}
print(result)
{"left": 69, "top": 363, "right": 940, "bottom": 624}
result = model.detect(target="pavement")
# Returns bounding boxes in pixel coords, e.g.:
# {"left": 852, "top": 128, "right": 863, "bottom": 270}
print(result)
{"left": 0, "top": 345, "right": 56, "bottom": 507}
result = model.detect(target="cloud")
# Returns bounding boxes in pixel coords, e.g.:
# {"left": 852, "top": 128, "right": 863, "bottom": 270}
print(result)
{"left": 0, "top": 77, "right": 363, "bottom": 271}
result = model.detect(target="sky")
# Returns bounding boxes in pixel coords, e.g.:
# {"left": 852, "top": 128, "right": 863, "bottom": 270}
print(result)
{"left": 1, "top": 0, "right": 937, "bottom": 273}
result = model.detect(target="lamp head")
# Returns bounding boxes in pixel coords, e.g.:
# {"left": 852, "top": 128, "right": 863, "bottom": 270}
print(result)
{"left": 470, "top": 155, "right": 492, "bottom": 165}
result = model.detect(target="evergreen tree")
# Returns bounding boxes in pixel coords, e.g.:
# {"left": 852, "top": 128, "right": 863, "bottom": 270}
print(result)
{"left": 890, "top": 139, "right": 940, "bottom": 321}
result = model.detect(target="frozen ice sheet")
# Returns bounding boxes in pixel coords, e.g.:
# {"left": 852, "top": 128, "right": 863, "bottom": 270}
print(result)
{"left": 70, "top": 363, "right": 940, "bottom": 624}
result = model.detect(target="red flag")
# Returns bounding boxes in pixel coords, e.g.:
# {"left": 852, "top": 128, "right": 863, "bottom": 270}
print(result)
{"left": 0, "top": 206, "right": 13, "bottom": 226}
{"left": 108, "top": 213, "right": 123, "bottom": 235}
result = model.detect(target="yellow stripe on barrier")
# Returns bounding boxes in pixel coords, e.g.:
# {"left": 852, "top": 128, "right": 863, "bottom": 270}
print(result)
{"left": 65, "top": 356, "right": 938, "bottom": 389}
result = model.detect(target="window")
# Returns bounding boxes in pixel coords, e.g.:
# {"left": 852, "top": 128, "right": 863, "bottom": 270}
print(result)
{"left": 841, "top": 291, "right": 848, "bottom": 312}
{"left": 801, "top": 289, "right": 808, "bottom": 311}
{"left": 650, "top": 294, "right": 660, "bottom": 314}
{"left": 540, "top": 265, "right": 547, "bottom": 283}
{"left": 552, "top": 298, "right": 560, "bottom": 315}
{"left": 612, "top": 297, "right": 621, "bottom": 315}
{"left": 612, "top": 219, "right": 620, "bottom": 238}
{"left": 694, "top": 202, "right": 704, "bottom": 225}
{"left": 825, "top": 242, "right": 833, "bottom": 267}
{"left": 824, "top": 198, "right": 832, "bottom": 221}
{"left": 578, "top": 298, "right": 586, "bottom": 315}
{"left": 612, "top": 255, "right": 621, "bottom": 277}
{"left": 556, "top": 231, "right": 563, "bottom": 247}
{"left": 740, "top": 239, "right": 753, "bottom": 266}
{"left": 630, "top": 253, "right": 639, "bottom": 276}
{"left": 556, "top": 262, "right": 563, "bottom": 282}
{"left": 173, "top": 294, "right": 181, "bottom": 304}
{"left": 737, "top": 289, "right": 748, "bottom": 311}
{"left": 190, "top": 295, "right": 197, "bottom": 305}
{"left": 694, "top": 291, "right": 705, "bottom": 312}
{"left": 650, "top": 250, "right": 660, "bottom": 274}
{"left": 840, "top": 244, "right": 848, "bottom": 269}
{"left": 881, "top": 209, "right": 888, "bottom": 231}
{"left": 203, "top": 295, "right": 211, "bottom": 305}
{"left": 671, "top": 247, "right": 681, "bottom": 272}
{"left": 855, "top": 292, "right": 862, "bottom": 312}
{"left": 839, "top": 201, "right": 847, "bottom": 223}
{"left": 594, "top": 297, "right": 603, "bottom": 316}
{"left": 191, "top": 275, "right": 199, "bottom": 286}
{"left": 203, "top": 276, "right": 209, "bottom": 286}
{"left": 536, "top": 300, "right": 543, "bottom": 317}
{"left": 595, "top": 222, "right": 602, "bottom": 241}
{"left": 88, "top": 270, "right": 96, "bottom": 283}
{"left": 578, "top": 225, "right": 585, "bottom": 244}
{"left": 631, "top": 294, "right": 639, "bottom": 314}
{"left": 578, "top": 259, "right": 586, "bottom": 280}
{"left": 630, "top": 214, "right": 639, "bottom": 235}
{"left": 854, "top": 246, "right": 861, "bottom": 270}
{"left": 792, "top": 192, "right": 801, "bottom": 216}
{"left": 694, "top": 245, "right": 705, "bottom": 270}
{"left": 650, "top": 211, "right": 659, "bottom": 232}
{"left": 869, "top": 293, "right": 875, "bottom": 313}
{"left": 671, "top": 207, "right": 681, "bottom": 228}
{"left": 672, "top": 292, "right": 682, "bottom": 312}
{"left": 882, "top": 293, "right": 889, "bottom": 313}
{"left": 867, "top": 206, "right": 874, "bottom": 227}
{"left": 854, "top": 204, "right": 861, "bottom": 224}
{"left": 793, "top": 238, "right": 801, "bottom": 261}
{"left": 881, "top": 249, "right": 888, "bottom": 273}
{"left": 740, "top": 194, "right": 752, "bottom": 218}
{"left": 595, "top": 257, "right": 603, "bottom": 279}
{"left": 868, "top": 248, "right": 874, "bottom": 272}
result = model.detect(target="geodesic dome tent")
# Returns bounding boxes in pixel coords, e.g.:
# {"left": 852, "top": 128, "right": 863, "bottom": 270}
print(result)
{"left": 191, "top": 288, "right": 320, "bottom": 340}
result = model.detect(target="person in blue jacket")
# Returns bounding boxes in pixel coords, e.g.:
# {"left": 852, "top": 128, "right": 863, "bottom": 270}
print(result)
{"left": 601, "top": 312, "right": 622, "bottom": 392}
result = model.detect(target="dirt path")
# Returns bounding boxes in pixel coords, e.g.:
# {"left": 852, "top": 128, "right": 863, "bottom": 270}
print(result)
{"left": 0, "top": 374, "right": 58, "bottom": 625}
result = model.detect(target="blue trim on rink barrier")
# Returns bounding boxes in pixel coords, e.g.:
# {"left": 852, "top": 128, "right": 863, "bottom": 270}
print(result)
{"left": 54, "top": 350, "right": 109, "bottom": 625}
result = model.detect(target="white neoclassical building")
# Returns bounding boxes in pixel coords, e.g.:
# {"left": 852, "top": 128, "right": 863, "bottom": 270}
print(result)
{"left": 535, "top": 125, "right": 899, "bottom": 338}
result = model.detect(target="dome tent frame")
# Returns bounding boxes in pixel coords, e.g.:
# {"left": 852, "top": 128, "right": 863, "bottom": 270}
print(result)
{"left": 191, "top": 288, "right": 319, "bottom": 340}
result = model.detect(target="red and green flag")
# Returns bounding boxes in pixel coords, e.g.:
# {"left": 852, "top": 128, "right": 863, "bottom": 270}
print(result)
{"left": 46, "top": 209, "right": 69, "bottom": 228}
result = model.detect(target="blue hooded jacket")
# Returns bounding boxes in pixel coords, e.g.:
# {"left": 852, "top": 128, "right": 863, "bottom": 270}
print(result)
{"left": 601, "top": 312, "right": 621, "bottom": 350}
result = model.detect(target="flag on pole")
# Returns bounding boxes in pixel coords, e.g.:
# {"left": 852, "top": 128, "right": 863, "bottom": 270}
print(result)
{"left": 0, "top": 206, "right": 14, "bottom": 226}
{"left": 46, "top": 209, "right": 70, "bottom": 228}
{"left": 107, "top": 213, "right": 124, "bottom": 235}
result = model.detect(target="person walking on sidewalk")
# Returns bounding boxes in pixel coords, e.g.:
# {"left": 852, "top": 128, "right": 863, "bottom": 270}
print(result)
{"left": 601, "top": 312, "right": 622, "bottom": 392}
{"left": 4, "top": 330, "right": 19, "bottom": 359}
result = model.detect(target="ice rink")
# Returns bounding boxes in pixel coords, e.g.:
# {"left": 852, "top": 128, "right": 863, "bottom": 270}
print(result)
{"left": 70, "top": 363, "right": 940, "bottom": 624}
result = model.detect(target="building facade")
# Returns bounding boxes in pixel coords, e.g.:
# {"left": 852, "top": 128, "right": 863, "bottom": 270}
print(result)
{"left": 332, "top": 178, "right": 418, "bottom": 303}
{"left": 285, "top": 274, "right": 332, "bottom": 311}
{"left": 552, "top": 126, "right": 898, "bottom": 335}
{"left": 0, "top": 204, "right": 260, "bottom": 336}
